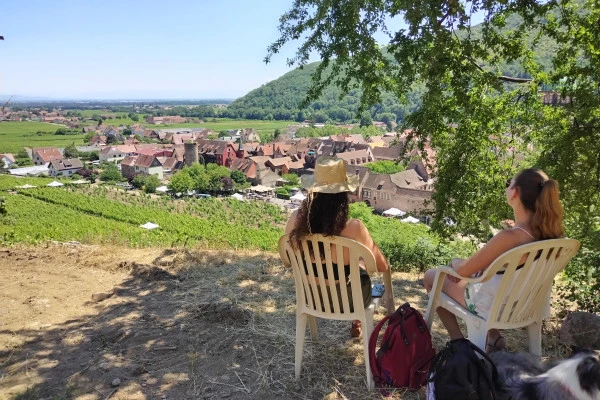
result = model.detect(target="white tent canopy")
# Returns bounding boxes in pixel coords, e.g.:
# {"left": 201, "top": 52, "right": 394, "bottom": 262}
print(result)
{"left": 140, "top": 222, "right": 160, "bottom": 230}
{"left": 401, "top": 216, "right": 420, "bottom": 224}
{"left": 231, "top": 193, "right": 244, "bottom": 201}
{"left": 47, "top": 181, "right": 64, "bottom": 187}
{"left": 155, "top": 185, "right": 169, "bottom": 193}
{"left": 249, "top": 185, "right": 274, "bottom": 193}
{"left": 290, "top": 192, "right": 306, "bottom": 202}
{"left": 15, "top": 184, "right": 37, "bottom": 189}
{"left": 382, "top": 207, "right": 405, "bottom": 217}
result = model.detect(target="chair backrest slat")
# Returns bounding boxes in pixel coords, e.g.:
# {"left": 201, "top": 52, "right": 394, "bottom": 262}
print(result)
{"left": 279, "top": 233, "right": 377, "bottom": 319}
{"left": 485, "top": 239, "right": 580, "bottom": 325}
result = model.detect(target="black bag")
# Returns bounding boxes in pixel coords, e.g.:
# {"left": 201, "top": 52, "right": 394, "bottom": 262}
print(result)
{"left": 426, "top": 338, "right": 501, "bottom": 400}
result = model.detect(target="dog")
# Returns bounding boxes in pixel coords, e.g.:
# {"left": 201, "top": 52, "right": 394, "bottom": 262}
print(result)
{"left": 490, "top": 350, "right": 600, "bottom": 400}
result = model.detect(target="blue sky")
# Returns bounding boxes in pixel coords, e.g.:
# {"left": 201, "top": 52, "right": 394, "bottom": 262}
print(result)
{"left": 0, "top": 1, "right": 483, "bottom": 100}
{"left": 1, "top": 0, "right": 303, "bottom": 99}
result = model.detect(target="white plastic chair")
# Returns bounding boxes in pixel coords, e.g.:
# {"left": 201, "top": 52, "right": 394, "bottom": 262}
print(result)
{"left": 278, "top": 233, "right": 395, "bottom": 390}
{"left": 424, "top": 238, "right": 580, "bottom": 355}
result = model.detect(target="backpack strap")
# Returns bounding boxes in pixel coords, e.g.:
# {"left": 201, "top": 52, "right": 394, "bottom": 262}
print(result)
{"left": 467, "top": 341, "right": 501, "bottom": 399}
{"left": 368, "top": 313, "right": 392, "bottom": 380}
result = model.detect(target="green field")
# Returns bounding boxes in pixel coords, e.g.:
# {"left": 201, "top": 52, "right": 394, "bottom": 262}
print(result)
{"left": 0, "top": 118, "right": 294, "bottom": 154}
{"left": 0, "top": 122, "right": 86, "bottom": 153}
{"left": 0, "top": 175, "right": 472, "bottom": 270}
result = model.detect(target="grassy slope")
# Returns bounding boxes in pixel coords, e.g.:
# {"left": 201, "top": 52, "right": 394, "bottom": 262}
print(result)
{"left": 0, "top": 122, "right": 86, "bottom": 153}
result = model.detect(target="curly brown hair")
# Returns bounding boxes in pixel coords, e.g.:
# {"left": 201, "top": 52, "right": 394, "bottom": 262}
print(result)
{"left": 289, "top": 192, "right": 349, "bottom": 249}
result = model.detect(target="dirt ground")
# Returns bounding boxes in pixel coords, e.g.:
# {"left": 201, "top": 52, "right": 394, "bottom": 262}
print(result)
{"left": 0, "top": 243, "right": 567, "bottom": 400}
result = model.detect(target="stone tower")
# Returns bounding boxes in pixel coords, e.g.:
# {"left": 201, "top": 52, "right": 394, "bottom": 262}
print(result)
{"left": 184, "top": 142, "right": 198, "bottom": 167}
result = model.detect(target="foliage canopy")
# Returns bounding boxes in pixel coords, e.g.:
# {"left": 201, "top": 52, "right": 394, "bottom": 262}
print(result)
{"left": 268, "top": 0, "right": 600, "bottom": 311}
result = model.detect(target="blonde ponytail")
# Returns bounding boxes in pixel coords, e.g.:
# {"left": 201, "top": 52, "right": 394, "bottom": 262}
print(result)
{"left": 514, "top": 169, "right": 564, "bottom": 240}
{"left": 531, "top": 179, "right": 564, "bottom": 239}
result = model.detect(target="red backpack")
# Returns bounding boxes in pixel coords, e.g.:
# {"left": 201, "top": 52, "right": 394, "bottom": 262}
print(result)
{"left": 369, "top": 303, "right": 436, "bottom": 390}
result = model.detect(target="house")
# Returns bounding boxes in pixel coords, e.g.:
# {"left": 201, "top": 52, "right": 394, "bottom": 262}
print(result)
{"left": 0, "top": 153, "right": 17, "bottom": 169}
{"left": 256, "top": 144, "right": 274, "bottom": 157}
{"left": 366, "top": 136, "right": 386, "bottom": 148}
{"left": 372, "top": 144, "right": 404, "bottom": 162}
{"left": 349, "top": 167, "right": 433, "bottom": 213}
{"left": 195, "top": 139, "right": 237, "bottom": 167}
{"left": 131, "top": 124, "right": 145, "bottom": 136}
{"left": 229, "top": 158, "right": 257, "bottom": 181}
{"left": 48, "top": 158, "right": 83, "bottom": 177}
{"left": 89, "top": 135, "right": 108, "bottom": 146}
{"left": 241, "top": 129, "right": 260, "bottom": 142}
{"left": 334, "top": 149, "right": 374, "bottom": 165}
{"left": 32, "top": 147, "right": 62, "bottom": 166}
{"left": 145, "top": 116, "right": 187, "bottom": 124}
{"left": 99, "top": 145, "right": 136, "bottom": 163}
{"left": 124, "top": 137, "right": 141, "bottom": 146}
{"left": 142, "top": 129, "right": 159, "bottom": 139}
{"left": 121, "top": 154, "right": 164, "bottom": 180}
{"left": 265, "top": 156, "right": 292, "bottom": 176}
{"left": 157, "top": 156, "right": 181, "bottom": 174}
{"left": 43, "top": 116, "right": 65, "bottom": 123}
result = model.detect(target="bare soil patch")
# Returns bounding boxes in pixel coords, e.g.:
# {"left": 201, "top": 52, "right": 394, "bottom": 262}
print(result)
{"left": 0, "top": 244, "right": 564, "bottom": 399}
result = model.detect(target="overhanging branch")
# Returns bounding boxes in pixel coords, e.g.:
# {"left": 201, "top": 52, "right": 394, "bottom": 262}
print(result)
{"left": 468, "top": 57, "right": 533, "bottom": 83}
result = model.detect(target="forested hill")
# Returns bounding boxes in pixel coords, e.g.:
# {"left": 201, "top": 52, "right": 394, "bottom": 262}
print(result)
{"left": 227, "top": 13, "right": 559, "bottom": 124}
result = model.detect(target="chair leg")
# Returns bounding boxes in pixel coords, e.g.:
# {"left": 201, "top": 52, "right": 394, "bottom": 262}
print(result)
{"left": 465, "top": 320, "right": 487, "bottom": 353}
{"left": 295, "top": 313, "right": 308, "bottom": 380}
{"left": 527, "top": 321, "right": 542, "bottom": 356}
{"left": 362, "top": 312, "right": 375, "bottom": 391}
{"left": 308, "top": 315, "right": 318, "bottom": 342}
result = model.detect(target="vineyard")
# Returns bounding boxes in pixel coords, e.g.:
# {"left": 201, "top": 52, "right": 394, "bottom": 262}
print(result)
{"left": 0, "top": 175, "right": 472, "bottom": 271}
{"left": 0, "top": 176, "right": 286, "bottom": 250}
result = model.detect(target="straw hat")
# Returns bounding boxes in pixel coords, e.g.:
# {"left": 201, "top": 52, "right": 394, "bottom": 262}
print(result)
{"left": 301, "top": 156, "right": 359, "bottom": 193}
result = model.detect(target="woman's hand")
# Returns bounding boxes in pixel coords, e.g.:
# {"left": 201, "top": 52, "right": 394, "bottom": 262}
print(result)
{"left": 447, "top": 258, "right": 465, "bottom": 282}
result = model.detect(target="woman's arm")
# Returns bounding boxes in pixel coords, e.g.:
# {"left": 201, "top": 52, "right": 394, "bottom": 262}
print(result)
{"left": 344, "top": 219, "right": 389, "bottom": 272}
{"left": 453, "top": 230, "right": 525, "bottom": 277}
{"left": 284, "top": 210, "right": 298, "bottom": 234}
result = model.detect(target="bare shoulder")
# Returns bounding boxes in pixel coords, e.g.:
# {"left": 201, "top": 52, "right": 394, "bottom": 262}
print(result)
{"left": 345, "top": 218, "right": 367, "bottom": 234}
{"left": 485, "top": 228, "right": 529, "bottom": 252}
{"left": 340, "top": 219, "right": 369, "bottom": 241}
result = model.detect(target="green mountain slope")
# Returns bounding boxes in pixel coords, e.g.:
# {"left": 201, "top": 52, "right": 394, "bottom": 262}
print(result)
{"left": 227, "top": 14, "right": 559, "bottom": 124}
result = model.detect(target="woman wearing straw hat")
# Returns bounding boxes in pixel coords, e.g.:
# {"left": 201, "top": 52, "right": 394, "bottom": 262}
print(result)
{"left": 285, "top": 156, "right": 389, "bottom": 337}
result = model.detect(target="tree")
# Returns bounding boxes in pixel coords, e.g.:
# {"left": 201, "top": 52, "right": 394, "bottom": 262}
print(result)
{"left": 100, "top": 162, "right": 122, "bottom": 182}
{"left": 63, "top": 143, "right": 79, "bottom": 158}
{"left": 231, "top": 170, "right": 247, "bottom": 185}
{"left": 144, "top": 175, "right": 161, "bottom": 193}
{"left": 365, "top": 161, "right": 405, "bottom": 174}
{"left": 128, "top": 112, "right": 139, "bottom": 122}
{"left": 282, "top": 173, "right": 300, "bottom": 187}
{"left": 0, "top": 197, "right": 6, "bottom": 216}
{"left": 267, "top": 0, "right": 599, "bottom": 238}
{"left": 132, "top": 173, "right": 148, "bottom": 189}
{"left": 267, "top": 0, "right": 600, "bottom": 311}
{"left": 168, "top": 170, "right": 194, "bottom": 194}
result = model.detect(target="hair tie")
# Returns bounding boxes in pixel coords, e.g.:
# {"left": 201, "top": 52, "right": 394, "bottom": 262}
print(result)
{"left": 539, "top": 180, "right": 547, "bottom": 189}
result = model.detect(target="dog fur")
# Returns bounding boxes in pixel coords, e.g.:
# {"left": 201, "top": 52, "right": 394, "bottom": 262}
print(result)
{"left": 490, "top": 350, "right": 600, "bottom": 400}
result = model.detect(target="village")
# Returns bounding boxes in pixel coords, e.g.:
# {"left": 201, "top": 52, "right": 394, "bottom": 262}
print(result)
{"left": 0, "top": 111, "right": 436, "bottom": 222}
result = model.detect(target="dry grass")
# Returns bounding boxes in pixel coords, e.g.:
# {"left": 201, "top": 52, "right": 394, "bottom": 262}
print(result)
{"left": 0, "top": 243, "right": 570, "bottom": 400}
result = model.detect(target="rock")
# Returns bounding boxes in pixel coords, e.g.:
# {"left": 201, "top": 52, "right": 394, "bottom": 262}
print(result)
{"left": 111, "top": 378, "right": 121, "bottom": 387}
{"left": 99, "top": 362, "right": 110, "bottom": 371}
{"left": 91, "top": 291, "right": 114, "bottom": 303}
{"left": 559, "top": 311, "right": 600, "bottom": 349}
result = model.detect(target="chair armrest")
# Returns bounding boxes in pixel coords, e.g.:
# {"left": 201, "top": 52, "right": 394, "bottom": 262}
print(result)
{"left": 434, "top": 265, "right": 484, "bottom": 284}
{"left": 381, "top": 268, "right": 395, "bottom": 315}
